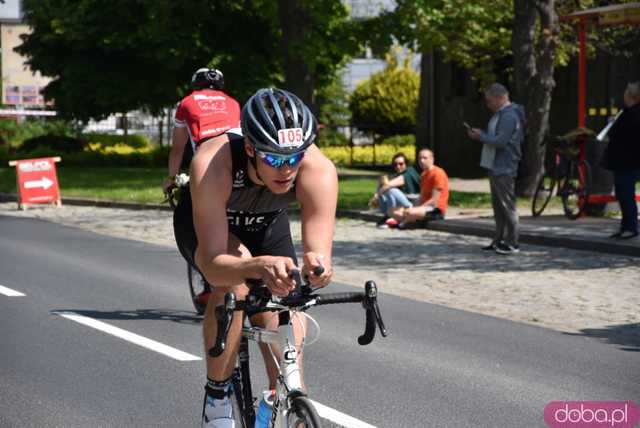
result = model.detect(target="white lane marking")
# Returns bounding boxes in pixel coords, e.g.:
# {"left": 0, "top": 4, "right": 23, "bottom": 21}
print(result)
{"left": 0, "top": 285, "right": 26, "bottom": 297}
{"left": 52, "top": 311, "right": 201, "bottom": 362}
{"left": 311, "top": 399, "right": 378, "bottom": 428}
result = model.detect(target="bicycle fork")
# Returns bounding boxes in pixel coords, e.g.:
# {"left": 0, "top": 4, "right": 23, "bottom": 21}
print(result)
{"left": 244, "top": 311, "right": 304, "bottom": 427}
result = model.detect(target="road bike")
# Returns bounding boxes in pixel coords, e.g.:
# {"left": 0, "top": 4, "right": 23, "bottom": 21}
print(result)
{"left": 210, "top": 269, "right": 388, "bottom": 428}
{"left": 531, "top": 134, "right": 591, "bottom": 220}
{"left": 165, "top": 177, "right": 211, "bottom": 315}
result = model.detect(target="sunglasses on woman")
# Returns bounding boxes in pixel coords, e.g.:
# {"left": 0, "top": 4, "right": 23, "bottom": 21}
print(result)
{"left": 256, "top": 150, "right": 306, "bottom": 169}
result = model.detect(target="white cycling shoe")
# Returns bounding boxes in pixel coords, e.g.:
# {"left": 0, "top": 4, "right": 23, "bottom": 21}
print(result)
{"left": 202, "top": 394, "right": 235, "bottom": 428}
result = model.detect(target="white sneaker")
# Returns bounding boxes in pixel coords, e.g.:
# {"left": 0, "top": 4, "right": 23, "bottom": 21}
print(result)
{"left": 202, "top": 394, "right": 235, "bottom": 428}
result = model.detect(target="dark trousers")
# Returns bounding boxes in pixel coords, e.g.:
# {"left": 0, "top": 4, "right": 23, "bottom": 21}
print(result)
{"left": 613, "top": 169, "right": 640, "bottom": 233}
{"left": 489, "top": 174, "right": 519, "bottom": 246}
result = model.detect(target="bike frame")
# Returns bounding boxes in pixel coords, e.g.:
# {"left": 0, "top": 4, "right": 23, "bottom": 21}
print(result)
{"left": 236, "top": 307, "right": 306, "bottom": 428}
{"left": 211, "top": 279, "right": 387, "bottom": 428}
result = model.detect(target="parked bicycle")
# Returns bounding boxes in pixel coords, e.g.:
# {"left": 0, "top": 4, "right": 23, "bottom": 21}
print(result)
{"left": 531, "top": 133, "right": 591, "bottom": 219}
{"left": 210, "top": 269, "right": 388, "bottom": 428}
{"left": 164, "top": 174, "right": 211, "bottom": 315}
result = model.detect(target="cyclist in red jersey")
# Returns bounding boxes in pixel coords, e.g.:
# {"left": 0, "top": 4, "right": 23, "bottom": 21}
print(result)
{"left": 162, "top": 68, "right": 241, "bottom": 194}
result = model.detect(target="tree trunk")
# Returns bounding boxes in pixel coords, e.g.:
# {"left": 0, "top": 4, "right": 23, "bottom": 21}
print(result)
{"left": 415, "top": 46, "right": 432, "bottom": 154}
{"left": 122, "top": 112, "right": 129, "bottom": 145}
{"left": 512, "top": 0, "right": 558, "bottom": 197}
{"left": 278, "top": 0, "right": 316, "bottom": 112}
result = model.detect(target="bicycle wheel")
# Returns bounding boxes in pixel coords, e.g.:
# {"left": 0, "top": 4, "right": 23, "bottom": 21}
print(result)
{"left": 287, "top": 396, "right": 322, "bottom": 428}
{"left": 531, "top": 174, "right": 556, "bottom": 216}
{"left": 187, "top": 263, "right": 211, "bottom": 315}
{"left": 561, "top": 160, "right": 591, "bottom": 220}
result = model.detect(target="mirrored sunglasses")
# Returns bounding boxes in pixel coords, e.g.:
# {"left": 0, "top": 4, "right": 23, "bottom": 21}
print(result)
{"left": 256, "top": 150, "right": 306, "bottom": 169}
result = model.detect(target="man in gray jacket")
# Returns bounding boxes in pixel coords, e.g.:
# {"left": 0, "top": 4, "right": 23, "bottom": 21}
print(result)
{"left": 468, "top": 83, "right": 525, "bottom": 254}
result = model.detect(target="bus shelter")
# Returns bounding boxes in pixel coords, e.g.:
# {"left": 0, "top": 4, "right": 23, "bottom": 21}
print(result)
{"left": 560, "top": 2, "right": 640, "bottom": 206}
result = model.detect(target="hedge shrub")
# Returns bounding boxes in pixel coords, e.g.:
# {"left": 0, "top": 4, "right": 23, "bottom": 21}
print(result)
{"left": 0, "top": 119, "right": 79, "bottom": 149}
{"left": 317, "top": 128, "right": 349, "bottom": 147}
{"left": 379, "top": 134, "right": 416, "bottom": 148}
{"left": 8, "top": 142, "right": 169, "bottom": 167}
{"left": 321, "top": 144, "right": 415, "bottom": 166}
{"left": 83, "top": 133, "right": 151, "bottom": 149}
{"left": 19, "top": 134, "right": 87, "bottom": 154}
{"left": 349, "top": 50, "right": 419, "bottom": 137}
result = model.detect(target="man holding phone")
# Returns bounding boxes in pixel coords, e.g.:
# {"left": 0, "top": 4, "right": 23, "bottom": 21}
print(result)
{"left": 467, "top": 83, "right": 525, "bottom": 255}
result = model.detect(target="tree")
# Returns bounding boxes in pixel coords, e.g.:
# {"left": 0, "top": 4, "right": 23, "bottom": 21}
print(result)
{"left": 277, "top": 0, "right": 360, "bottom": 112}
{"left": 349, "top": 49, "right": 420, "bottom": 139}
{"left": 361, "top": 0, "right": 513, "bottom": 152}
{"left": 18, "top": 0, "right": 359, "bottom": 121}
{"left": 512, "top": 0, "right": 558, "bottom": 196}
{"left": 16, "top": 0, "right": 282, "bottom": 121}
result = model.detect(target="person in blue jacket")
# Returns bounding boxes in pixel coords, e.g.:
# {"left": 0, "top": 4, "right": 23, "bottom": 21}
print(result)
{"left": 467, "top": 83, "right": 525, "bottom": 255}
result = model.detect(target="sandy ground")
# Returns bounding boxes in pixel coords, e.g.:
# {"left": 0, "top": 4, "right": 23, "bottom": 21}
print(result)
{"left": 1, "top": 202, "right": 638, "bottom": 341}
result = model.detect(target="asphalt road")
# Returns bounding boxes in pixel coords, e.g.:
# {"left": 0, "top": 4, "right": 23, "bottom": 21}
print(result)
{"left": 1, "top": 215, "right": 638, "bottom": 428}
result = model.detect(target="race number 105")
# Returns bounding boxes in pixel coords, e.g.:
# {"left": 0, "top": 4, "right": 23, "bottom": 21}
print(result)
{"left": 277, "top": 128, "right": 303, "bottom": 148}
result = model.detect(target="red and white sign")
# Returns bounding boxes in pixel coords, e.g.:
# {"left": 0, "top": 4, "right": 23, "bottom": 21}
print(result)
{"left": 9, "top": 157, "right": 61, "bottom": 206}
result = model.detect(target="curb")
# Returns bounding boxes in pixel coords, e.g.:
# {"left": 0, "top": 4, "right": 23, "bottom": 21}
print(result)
{"left": 426, "top": 220, "right": 640, "bottom": 258}
{"left": 0, "top": 192, "right": 172, "bottom": 211}
{"left": 2, "top": 192, "right": 637, "bottom": 258}
{"left": 0, "top": 192, "right": 378, "bottom": 219}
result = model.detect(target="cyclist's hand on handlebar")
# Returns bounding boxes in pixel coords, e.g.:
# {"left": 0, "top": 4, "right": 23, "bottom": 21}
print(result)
{"left": 255, "top": 256, "right": 297, "bottom": 297}
{"left": 302, "top": 252, "right": 332, "bottom": 289}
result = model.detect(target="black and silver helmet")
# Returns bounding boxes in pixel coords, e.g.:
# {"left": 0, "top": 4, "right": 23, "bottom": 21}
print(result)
{"left": 191, "top": 68, "right": 224, "bottom": 90}
{"left": 241, "top": 88, "right": 317, "bottom": 155}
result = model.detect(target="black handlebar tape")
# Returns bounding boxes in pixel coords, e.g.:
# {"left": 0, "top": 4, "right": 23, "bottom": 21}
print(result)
{"left": 209, "top": 292, "right": 236, "bottom": 357}
{"left": 358, "top": 309, "right": 376, "bottom": 345}
{"left": 314, "top": 293, "right": 363, "bottom": 305}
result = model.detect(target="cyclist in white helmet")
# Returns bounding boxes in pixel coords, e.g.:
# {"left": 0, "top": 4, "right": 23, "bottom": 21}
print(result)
{"left": 173, "top": 88, "right": 338, "bottom": 427}
{"left": 162, "top": 68, "right": 241, "bottom": 194}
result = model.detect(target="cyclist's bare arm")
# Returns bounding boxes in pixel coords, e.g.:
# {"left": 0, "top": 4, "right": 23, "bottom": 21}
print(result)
{"left": 296, "top": 145, "right": 338, "bottom": 287}
{"left": 191, "top": 138, "right": 296, "bottom": 295}
{"left": 163, "top": 127, "right": 190, "bottom": 192}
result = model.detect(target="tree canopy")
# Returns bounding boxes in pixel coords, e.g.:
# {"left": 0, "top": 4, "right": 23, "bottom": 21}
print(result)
{"left": 363, "top": 0, "right": 513, "bottom": 87}
{"left": 17, "top": 0, "right": 358, "bottom": 121}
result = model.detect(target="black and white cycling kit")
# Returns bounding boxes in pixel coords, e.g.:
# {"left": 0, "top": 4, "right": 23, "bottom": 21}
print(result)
{"left": 174, "top": 138, "right": 298, "bottom": 277}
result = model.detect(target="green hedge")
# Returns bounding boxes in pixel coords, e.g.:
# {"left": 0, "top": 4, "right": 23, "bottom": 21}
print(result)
{"left": 4, "top": 141, "right": 413, "bottom": 168}
{"left": 0, "top": 119, "right": 80, "bottom": 149}
{"left": 5, "top": 145, "right": 169, "bottom": 167}
{"left": 83, "top": 132, "right": 151, "bottom": 148}
{"left": 320, "top": 143, "right": 415, "bottom": 166}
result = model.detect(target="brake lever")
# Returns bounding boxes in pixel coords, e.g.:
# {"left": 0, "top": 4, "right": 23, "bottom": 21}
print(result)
{"left": 358, "top": 281, "right": 388, "bottom": 345}
{"left": 372, "top": 299, "right": 388, "bottom": 337}
{"left": 292, "top": 266, "right": 325, "bottom": 296}
{"left": 209, "top": 292, "right": 236, "bottom": 357}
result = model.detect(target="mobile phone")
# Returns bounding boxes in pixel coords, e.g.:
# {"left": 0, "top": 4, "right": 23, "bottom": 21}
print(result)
{"left": 463, "top": 122, "right": 471, "bottom": 130}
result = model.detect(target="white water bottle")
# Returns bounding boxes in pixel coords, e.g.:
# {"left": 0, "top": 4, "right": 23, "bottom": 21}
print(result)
{"left": 254, "top": 389, "right": 275, "bottom": 428}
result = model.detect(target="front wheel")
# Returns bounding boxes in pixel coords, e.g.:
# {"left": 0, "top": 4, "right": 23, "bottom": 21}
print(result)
{"left": 287, "top": 397, "right": 322, "bottom": 428}
{"left": 561, "top": 160, "right": 591, "bottom": 220}
{"left": 531, "top": 174, "right": 556, "bottom": 217}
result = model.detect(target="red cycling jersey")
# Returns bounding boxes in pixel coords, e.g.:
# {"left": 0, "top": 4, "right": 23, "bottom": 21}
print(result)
{"left": 174, "top": 89, "right": 241, "bottom": 147}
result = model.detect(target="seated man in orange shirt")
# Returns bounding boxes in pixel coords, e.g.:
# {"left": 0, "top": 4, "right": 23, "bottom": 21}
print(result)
{"left": 390, "top": 148, "right": 449, "bottom": 228}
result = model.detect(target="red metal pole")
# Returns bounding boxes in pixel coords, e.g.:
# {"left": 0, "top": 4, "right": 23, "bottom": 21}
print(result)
{"left": 578, "top": 18, "right": 587, "bottom": 128}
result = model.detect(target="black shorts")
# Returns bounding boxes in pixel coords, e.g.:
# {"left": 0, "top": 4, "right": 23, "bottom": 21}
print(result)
{"left": 173, "top": 188, "right": 297, "bottom": 277}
